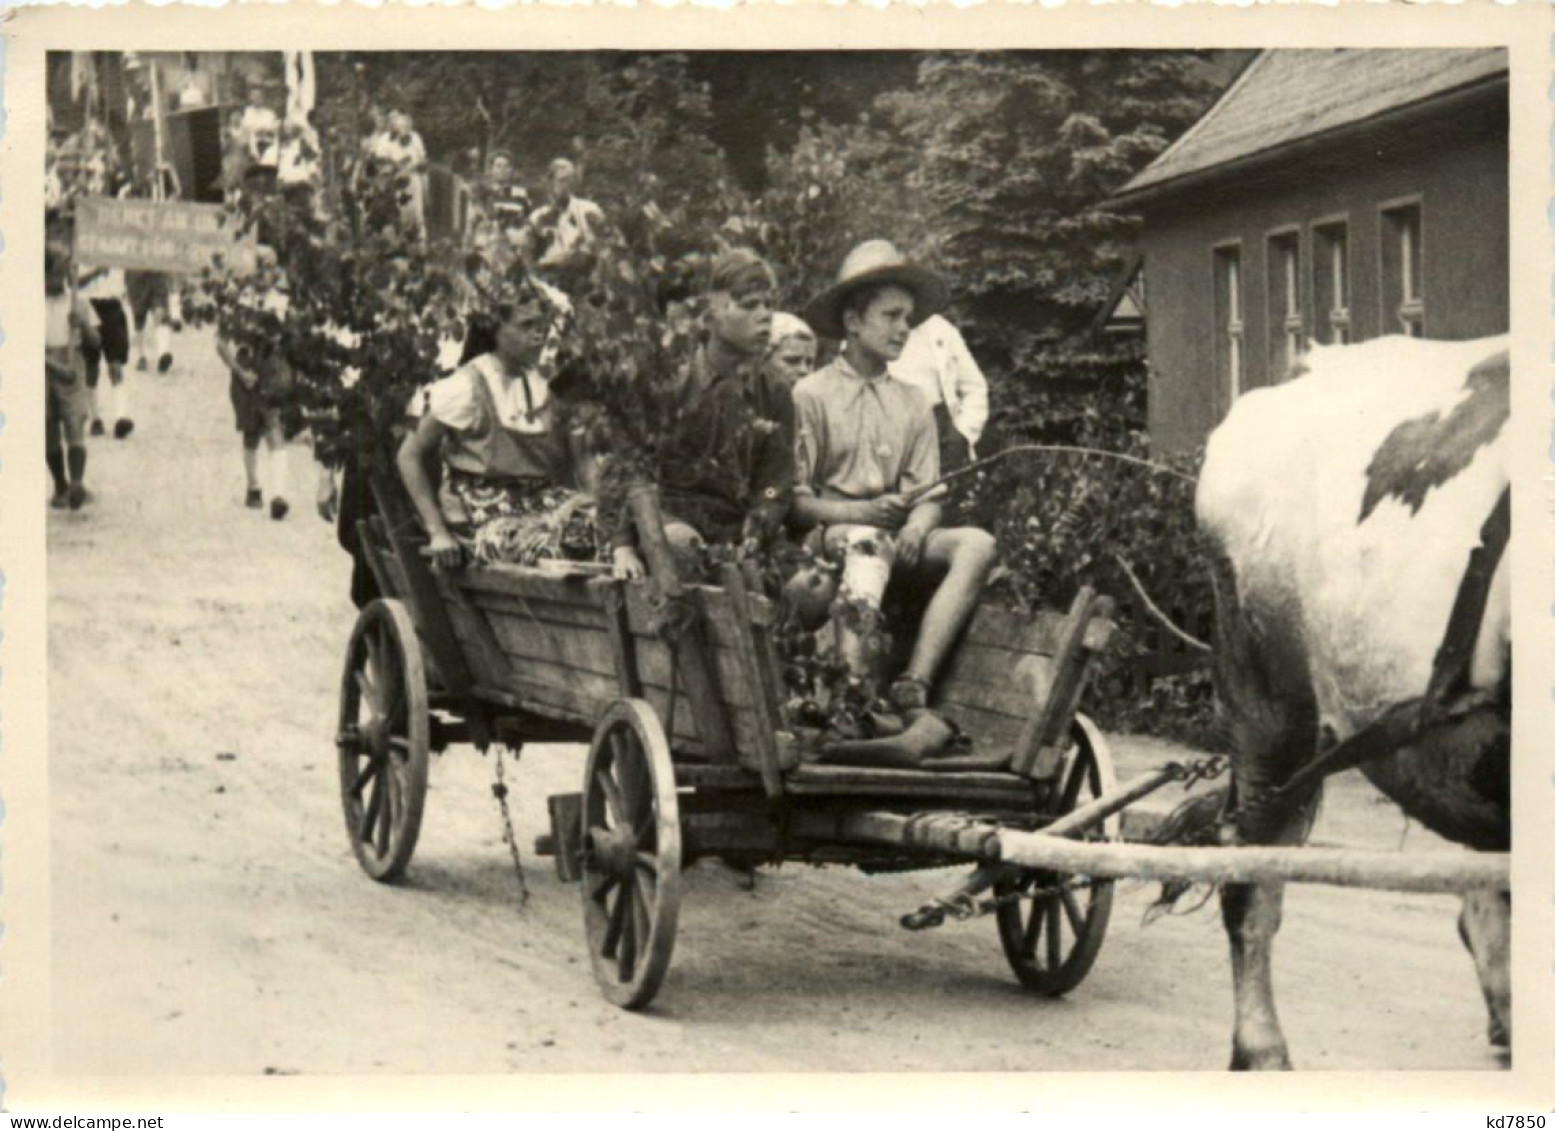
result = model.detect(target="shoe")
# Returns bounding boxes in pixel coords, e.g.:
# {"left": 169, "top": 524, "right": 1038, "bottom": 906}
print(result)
{"left": 135, "top": 357, "right": 149, "bottom": 372}
{"left": 889, "top": 676, "right": 930, "bottom": 713}
{"left": 158, "top": 353, "right": 173, "bottom": 373}
{"left": 245, "top": 488, "right": 264, "bottom": 509}
{"left": 90, "top": 419, "right": 105, "bottom": 437}
{"left": 114, "top": 418, "right": 134, "bottom": 439}
{"left": 270, "top": 497, "right": 289, "bottom": 521}
{"left": 68, "top": 483, "right": 90, "bottom": 510}
{"left": 50, "top": 487, "right": 69, "bottom": 509}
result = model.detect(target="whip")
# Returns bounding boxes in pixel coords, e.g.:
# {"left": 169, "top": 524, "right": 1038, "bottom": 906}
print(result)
{"left": 905, "top": 443, "right": 1197, "bottom": 504}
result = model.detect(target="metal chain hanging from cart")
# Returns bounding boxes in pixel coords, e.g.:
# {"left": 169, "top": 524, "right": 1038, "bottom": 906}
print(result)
{"left": 491, "top": 743, "right": 530, "bottom": 906}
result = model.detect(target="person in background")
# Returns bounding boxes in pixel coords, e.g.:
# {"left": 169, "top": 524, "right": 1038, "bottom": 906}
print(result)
{"left": 474, "top": 149, "right": 531, "bottom": 239}
{"left": 77, "top": 260, "right": 135, "bottom": 439}
{"left": 523, "top": 157, "right": 606, "bottom": 277}
{"left": 384, "top": 110, "right": 428, "bottom": 238}
{"left": 889, "top": 311, "right": 989, "bottom": 473}
{"left": 277, "top": 109, "right": 323, "bottom": 196}
{"left": 763, "top": 312, "right": 817, "bottom": 391}
{"left": 221, "top": 108, "right": 250, "bottom": 193}
{"left": 176, "top": 73, "right": 208, "bottom": 109}
{"left": 216, "top": 247, "right": 299, "bottom": 520}
{"left": 124, "top": 268, "right": 176, "bottom": 375}
{"left": 359, "top": 106, "right": 392, "bottom": 170}
{"left": 46, "top": 247, "right": 100, "bottom": 510}
{"left": 239, "top": 86, "right": 281, "bottom": 171}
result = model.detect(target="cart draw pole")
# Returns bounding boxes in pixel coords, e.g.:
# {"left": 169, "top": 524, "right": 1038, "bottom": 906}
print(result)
{"left": 830, "top": 805, "right": 1509, "bottom": 900}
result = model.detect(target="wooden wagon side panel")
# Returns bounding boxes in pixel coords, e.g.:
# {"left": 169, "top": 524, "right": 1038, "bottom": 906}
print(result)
{"left": 455, "top": 568, "right": 768, "bottom": 762}
{"left": 931, "top": 597, "right": 1114, "bottom": 777}
{"left": 930, "top": 606, "right": 1070, "bottom": 764}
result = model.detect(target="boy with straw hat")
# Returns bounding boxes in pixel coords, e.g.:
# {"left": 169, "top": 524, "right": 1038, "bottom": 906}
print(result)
{"left": 793, "top": 240, "right": 998, "bottom": 733}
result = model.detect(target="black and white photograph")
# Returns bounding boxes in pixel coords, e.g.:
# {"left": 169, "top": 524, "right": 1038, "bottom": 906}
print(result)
{"left": 2, "top": 6, "right": 1550, "bottom": 1111}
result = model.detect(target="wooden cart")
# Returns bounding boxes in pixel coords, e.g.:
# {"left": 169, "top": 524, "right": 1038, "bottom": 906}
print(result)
{"left": 339, "top": 478, "right": 1120, "bottom": 1009}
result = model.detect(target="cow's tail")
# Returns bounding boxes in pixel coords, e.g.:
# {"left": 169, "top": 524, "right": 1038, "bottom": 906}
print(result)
{"left": 1141, "top": 785, "right": 1231, "bottom": 924}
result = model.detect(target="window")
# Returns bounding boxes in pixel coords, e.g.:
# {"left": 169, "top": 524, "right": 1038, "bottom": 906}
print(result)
{"left": 1381, "top": 201, "right": 1424, "bottom": 336}
{"left": 1213, "top": 244, "right": 1244, "bottom": 401}
{"left": 1267, "top": 230, "right": 1303, "bottom": 376}
{"left": 1313, "top": 221, "right": 1351, "bottom": 345}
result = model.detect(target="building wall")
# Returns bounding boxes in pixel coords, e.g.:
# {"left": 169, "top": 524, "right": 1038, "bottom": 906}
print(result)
{"left": 1139, "top": 115, "right": 1507, "bottom": 453}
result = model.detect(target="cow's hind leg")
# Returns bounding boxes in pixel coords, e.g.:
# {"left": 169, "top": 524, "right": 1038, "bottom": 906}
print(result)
{"left": 1458, "top": 889, "right": 1511, "bottom": 1049}
{"left": 1210, "top": 557, "right": 1321, "bottom": 1071}
{"left": 1363, "top": 704, "right": 1510, "bottom": 1048}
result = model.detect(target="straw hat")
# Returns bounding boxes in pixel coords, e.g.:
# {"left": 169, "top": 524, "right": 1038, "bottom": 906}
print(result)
{"left": 802, "top": 240, "right": 948, "bottom": 341}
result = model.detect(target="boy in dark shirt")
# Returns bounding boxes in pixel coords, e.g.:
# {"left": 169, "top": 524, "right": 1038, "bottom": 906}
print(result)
{"left": 605, "top": 248, "right": 795, "bottom": 580}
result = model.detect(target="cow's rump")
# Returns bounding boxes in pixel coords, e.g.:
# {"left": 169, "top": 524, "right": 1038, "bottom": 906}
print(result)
{"left": 1196, "top": 334, "right": 1510, "bottom": 743}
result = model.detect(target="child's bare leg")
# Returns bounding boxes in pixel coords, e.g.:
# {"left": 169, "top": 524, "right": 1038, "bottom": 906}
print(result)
{"left": 264, "top": 412, "right": 290, "bottom": 519}
{"left": 822, "top": 524, "right": 897, "bottom": 688}
{"left": 46, "top": 390, "right": 69, "bottom": 503}
{"left": 64, "top": 410, "right": 90, "bottom": 508}
{"left": 242, "top": 442, "right": 261, "bottom": 492}
{"left": 900, "top": 526, "right": 997, "bottom": 696}
{"left": 108, "top": 362, "right": 133, "bottom": 438}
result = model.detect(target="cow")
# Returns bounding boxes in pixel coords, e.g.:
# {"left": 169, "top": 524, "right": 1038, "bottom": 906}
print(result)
{"left": 1195, "top": 333, "right": 1511, "bottom": 1071}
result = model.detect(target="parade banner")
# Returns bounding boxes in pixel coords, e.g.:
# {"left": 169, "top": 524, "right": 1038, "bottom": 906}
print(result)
{"left": 73, "top": 197, "right": 253, "bottom": 275}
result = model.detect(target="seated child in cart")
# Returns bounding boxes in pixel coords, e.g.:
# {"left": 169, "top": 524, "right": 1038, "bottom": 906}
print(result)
{"left": 603, "top": 248, "right": 796, "bottom": 583}
{"left": 789, "top": 240, "right": 998, "bottom": 764}
{"left": 397, "top": 272, "right": 595, "bottom": 569}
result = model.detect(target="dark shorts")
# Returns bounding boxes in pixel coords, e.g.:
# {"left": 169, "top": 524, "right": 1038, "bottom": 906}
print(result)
{"left": 230, "top": 367, "right": 303, "bottom": 445}
{"left": 124, "top": 272, "right": 170, "bottom": 328}
{"left": 82, "top": 298, "right": 131, "bottom": 368}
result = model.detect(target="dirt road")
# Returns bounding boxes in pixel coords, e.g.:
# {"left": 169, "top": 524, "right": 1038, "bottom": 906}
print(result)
{"left": 46, "top": 327, "right": 1503, "bottom": 1074}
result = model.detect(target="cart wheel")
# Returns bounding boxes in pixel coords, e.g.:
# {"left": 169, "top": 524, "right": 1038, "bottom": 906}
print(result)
{"left": 580, "top": 698, "right": 682, "bottom": 1010}
{"left": 337, "top": 599, "right": 430, "bottom": 882}
{"left": 995, "top": 714, "right": 1118, "bottom": 996}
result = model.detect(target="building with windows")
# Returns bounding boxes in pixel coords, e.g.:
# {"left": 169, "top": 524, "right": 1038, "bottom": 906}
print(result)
{"left": 1109, "top": 48, "right": 1508, "bottom": 453}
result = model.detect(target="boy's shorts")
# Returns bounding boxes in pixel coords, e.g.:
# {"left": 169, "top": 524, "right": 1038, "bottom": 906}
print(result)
{"left": 47, "top": 360, "right": 92, "bottom": 431}
{"left": 124, "top": 272, "right": 170, "bottom": 328}
{"left": 82, "top": 298, "right": 130, "bottom": 366}
{"left": 230, "top": 370, "right": 303, "bottom": 445}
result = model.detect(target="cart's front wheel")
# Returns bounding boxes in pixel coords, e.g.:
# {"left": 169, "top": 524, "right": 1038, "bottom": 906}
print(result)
{"left": 581, "top": 698, "right": 682, "bottom": 1010}
{"left": 337, "top": 599, "right": 430, "bottom": 882}
{"left": 996, "top": 714, "right": 1117, "bottom": 995}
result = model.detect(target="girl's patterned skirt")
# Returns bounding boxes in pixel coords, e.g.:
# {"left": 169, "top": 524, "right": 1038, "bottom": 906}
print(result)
{"left": 445, "top": 470, "right": 603, "bottom": 566}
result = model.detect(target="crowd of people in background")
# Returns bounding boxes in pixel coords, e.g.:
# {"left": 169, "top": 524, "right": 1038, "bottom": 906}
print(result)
{"left": 45, "top": 119, "right": 163, "bottom": 510}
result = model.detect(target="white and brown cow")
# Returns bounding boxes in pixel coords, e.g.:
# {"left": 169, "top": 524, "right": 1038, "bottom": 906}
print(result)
{"left": 1196, "top": 334, "right": 1510, "bottom": 1070}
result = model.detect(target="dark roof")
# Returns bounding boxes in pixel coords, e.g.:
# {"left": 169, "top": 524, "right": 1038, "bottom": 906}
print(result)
{"left": 1116, "top": 48, "right": 1507, "bottom": 203}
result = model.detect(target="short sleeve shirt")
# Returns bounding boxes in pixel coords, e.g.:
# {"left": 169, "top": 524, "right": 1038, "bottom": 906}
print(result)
{"left": 425, "top": 354, "right": 552, "bottom": 437}
{"left": 79, "top": 268, "right": 127, "bottom": 302}
{"left": 792, "top": 354, "right": 939, "bottom": 501}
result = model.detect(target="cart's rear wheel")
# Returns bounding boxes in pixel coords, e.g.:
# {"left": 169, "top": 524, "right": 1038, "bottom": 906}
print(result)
{"left": 581, "top": 698, "right": 681, "bottom": 1010}
{"left": 995, "top": 714, "right": 1117, "bottom": 995}
{"left": 337, "top": 599, "right": 430, "bottom": 882}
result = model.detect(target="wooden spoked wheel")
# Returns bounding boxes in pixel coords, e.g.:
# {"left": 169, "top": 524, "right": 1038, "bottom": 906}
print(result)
{"left": 580, "top": 698, "right": 682, "bottom": 1010}
{"left": 995, "top": 714, "right": 1118, "bottom": 995}
{"left": 336, "top": 599, "right": 430, "bottom": 882}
